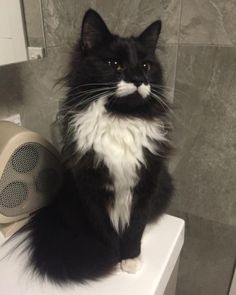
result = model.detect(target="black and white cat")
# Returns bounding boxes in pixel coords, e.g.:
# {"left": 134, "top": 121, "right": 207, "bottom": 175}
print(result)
{"left": 13, "top": 9, "right": 173, "bottom": 284}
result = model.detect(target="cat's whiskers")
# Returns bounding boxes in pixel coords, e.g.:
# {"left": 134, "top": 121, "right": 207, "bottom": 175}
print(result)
{"left": 65, "top": 82, "right": 117, "bottom": 92}
{"left": 60, "top": 90, "right": 116, "bottom": 113}
{"left": 61, "top": 94, "right": 110, "bottom": 112}
{"left": 150, "top": 90, "right": 193, "bottom": 131}
{"left": 151, "top": 83, "right": 189, "bottom": 99}
{"left": 151, "top": 86, "right": 174, "bottom": 101}
{"left": 150, "top": 91, "right": 170, "bottom": 112}
{"left": 78, "top": 86, "right": 116, "bottom": 96}
{"left": 151, "top": 83, "right": 175, "bottom": 90}
{"left": 58, "top": 87, "right": 117, "bottom": 102}
{"left": 151, "top": 88, "right": 170, "bottom": 100}
{"left": 65, "top": 87, "right": 114, "bottom": 97}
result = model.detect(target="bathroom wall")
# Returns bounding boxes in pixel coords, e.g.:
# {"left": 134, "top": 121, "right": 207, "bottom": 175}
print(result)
{"left": 23, "top": 0, "right": 44, "bottom": 46}
{"left": 168, "top": 1, "right": 236, "bottom": 294}
{"left": 0, "top": 1, "right": 235, "bottom": 294}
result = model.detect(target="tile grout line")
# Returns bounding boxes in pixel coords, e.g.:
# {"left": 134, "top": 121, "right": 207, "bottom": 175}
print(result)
{"left": 172, "top": 0, "right": 183, "bottom": 104}
{"left": 175, "top": 43, "right": 236, "bottom": 48}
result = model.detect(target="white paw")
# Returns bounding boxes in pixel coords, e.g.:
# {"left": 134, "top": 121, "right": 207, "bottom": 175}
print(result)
{"left": 120, "top": 256, "right": 142, "bottom": 274}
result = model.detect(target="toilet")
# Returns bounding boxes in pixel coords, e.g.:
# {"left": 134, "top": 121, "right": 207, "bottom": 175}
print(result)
{"left": 0, "top": 214, "right": 184, "bottom": 295}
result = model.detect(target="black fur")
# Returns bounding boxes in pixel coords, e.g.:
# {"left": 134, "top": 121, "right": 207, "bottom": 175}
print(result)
{"left": 10, "top": 9, "right": 174, "bottom": 284}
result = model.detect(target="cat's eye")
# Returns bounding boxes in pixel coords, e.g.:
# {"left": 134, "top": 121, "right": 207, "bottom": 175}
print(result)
{"left": 142, "top": 62, "right": 151, "bottom": 72}
{"left": 107, "top": 60, "right": 124, "bottom": 72}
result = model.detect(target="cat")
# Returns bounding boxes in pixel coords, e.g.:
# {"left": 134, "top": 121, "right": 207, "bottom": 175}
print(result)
{"left": 9, "top": 9, "right": 173, "bottom": 284}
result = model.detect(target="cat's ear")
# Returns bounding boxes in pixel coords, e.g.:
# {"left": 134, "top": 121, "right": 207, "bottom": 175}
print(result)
{"left": 138, "top": 20, "right": 162, "bottom": 51}
{"left": 80, "top": 9, "right": 112, "bottom": 50}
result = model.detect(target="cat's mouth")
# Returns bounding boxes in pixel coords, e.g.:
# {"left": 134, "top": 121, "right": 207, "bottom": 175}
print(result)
{"left": 115, "top": 80, "right": 151, "bottom": 99}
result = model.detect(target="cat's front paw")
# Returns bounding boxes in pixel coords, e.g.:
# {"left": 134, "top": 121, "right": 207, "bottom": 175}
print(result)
{"left": 120, "top": 256, "right": 142, "bottom": 274}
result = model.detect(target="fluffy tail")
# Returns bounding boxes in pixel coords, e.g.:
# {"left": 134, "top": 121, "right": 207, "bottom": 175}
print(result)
{"left": 7, "top": 204, "right": 119, "bottom": 284}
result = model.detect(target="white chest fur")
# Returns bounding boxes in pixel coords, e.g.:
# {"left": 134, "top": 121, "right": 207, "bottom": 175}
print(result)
{"left": 70, "top": 96, "right": 166, "bottom": 232}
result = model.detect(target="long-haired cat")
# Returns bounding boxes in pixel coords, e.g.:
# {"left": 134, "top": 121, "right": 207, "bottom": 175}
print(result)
{"left": 9, "top": 9, "right": 173, "bottom": 284}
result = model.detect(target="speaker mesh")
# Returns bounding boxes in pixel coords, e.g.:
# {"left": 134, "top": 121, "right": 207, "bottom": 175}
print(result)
{"left": 0, "top": 142, "right": 61, "bottom": 218}
{"left": 11, "top": 144, "right": 39, "bottom": 173}
{"left": 36, "top": 168, "right": 58, "bottom": 193}
{"left": 0, "top": 181, "right": 27, "bottom": 208}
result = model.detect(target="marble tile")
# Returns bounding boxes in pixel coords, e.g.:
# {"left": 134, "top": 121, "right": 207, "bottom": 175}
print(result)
{"left": 156, "top": 45, "right": 178, "bottom": 103}
{"left": 16, "top": 46, "right": 70, "bottom": 107}
{"left": 177, "top": 231, "right": 235, "bottom": 295}
{"left": 0, "top": 47, "right": 69, "bottom": 142}
{"left": 23, "top": 0, "right": 44, "bottom": 47}
{"left": 0, "top": 64, "right": 23, "bottom": 119}
{"left": 180, "top": 0, "right": 236, "bottom": 45}
{"left": 170, "top": 45, "right": 236, "bottom": 227}
{"left": 97, "top": 0, "right": 181, "bottom": 44}
{"left": 42, "top": 0, "right": 181, "bottom": 47}
{"left": 42, "top": 0, "right": 97, "bottom": 47}
{"left": 169, "top": 211, "right": 236, "bottom": 295}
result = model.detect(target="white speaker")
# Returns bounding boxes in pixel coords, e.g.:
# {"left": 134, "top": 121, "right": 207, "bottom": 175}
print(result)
{"left": 0, "top": 121, "right": 62, "bottom": 231}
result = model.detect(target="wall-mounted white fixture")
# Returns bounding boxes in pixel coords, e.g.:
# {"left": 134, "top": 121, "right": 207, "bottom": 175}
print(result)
{"left": 0, "top": 0, "right": 46, "bottom": 66}
{"left": 0, "top": 0, "right": 28, "bottom": 66}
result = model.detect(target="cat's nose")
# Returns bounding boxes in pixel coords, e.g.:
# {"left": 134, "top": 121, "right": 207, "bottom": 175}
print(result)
{"left": 125, "top": 68, "right": 145, "bottom": 87}
{"left": 132, "top": 80, "right": 143, "bottom": 87}
{"left": 128, "top": 76, "right": 144, "bottom": 87}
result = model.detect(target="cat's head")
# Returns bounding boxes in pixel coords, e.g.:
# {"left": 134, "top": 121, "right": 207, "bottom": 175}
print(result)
{"left": 64, "top": 9, "right": 167, "bottom": 118}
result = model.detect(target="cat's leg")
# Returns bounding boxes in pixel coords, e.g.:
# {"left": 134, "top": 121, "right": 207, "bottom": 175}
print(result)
{"left": 119, "top": 214, "right": 146, "bottom": 273}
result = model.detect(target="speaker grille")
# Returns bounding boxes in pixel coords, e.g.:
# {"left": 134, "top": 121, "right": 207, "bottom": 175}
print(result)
{"left": 0, "top": 142, "right": 62, "bottom": 218}
{"left": 0, "top": 181, "right": 27, "bottom": 208}
{"left": 11, "top": 144, "right": 39, "bottom": 173}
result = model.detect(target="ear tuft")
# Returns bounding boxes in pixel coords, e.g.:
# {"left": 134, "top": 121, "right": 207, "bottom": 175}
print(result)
{"left": 138, "top": 20, "right": 162, "bottom": 51}
{"left": 81, "top": 9, "right": 112, "bottom": 50}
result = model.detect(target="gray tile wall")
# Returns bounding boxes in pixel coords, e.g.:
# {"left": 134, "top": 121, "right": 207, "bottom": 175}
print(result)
{"left": 180, "top": 0, "right": 236, "bottom": 45}
{"left": 171, "top": 210, "right": 236, "bottom": 295}
{"left": 23, "top": 0, "right": 44, "bottom": 46}
{"left": 172, "top": 46, "right": 236, "bottom": 227}
{"left": 0, "top": 1, "right": 235, "bottom": 294}
{"left": 169, "top": 1, "right": 236, "bottom": 294}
